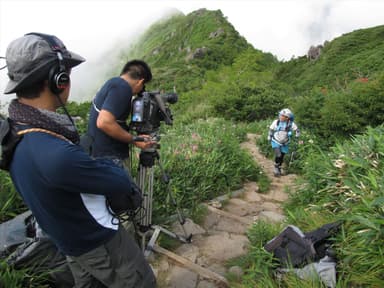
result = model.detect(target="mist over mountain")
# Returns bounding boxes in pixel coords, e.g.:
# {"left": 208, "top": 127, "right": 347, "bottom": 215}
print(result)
{"left": 72, "top": 8, "right": 383, "bottom": 102}
{"left": 97, "top": 9, "right": 252, "bottom": 93}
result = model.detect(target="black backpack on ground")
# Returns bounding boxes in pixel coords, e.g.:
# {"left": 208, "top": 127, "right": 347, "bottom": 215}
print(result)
{"left": 0, "top": 213, "right": 74, "bottom": 288}
{"left": 7, "top": 237, "right": 74, "bottom": 288}
{"left": 264, "top": 221, "right": 342, "bottom": 268}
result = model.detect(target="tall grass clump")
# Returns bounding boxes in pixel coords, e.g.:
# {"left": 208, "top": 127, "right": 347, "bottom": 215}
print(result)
{"left": 140, "top": 118, "right": 263, "bottom": 222}
{"left": 0, "top": 260, "right": 51, "bottom": 288}
{"left": 233, "top": 221, "right": 280, "bottom": 288}
{"left": 286, "top": 125, "right": 384, "bottom": 286}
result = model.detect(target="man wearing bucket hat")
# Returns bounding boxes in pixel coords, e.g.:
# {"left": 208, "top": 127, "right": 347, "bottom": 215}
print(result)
{"left": 2, "top": 33, "right": 156, "bottom": 287}
{"left": 268, "top": 108, "right": 300, "bottom": 177}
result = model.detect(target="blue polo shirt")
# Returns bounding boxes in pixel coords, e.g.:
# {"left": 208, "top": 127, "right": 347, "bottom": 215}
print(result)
{"left": 9, "top": 132, "right": 133, "bottom": 256}
{"left": 88, "top": 77, "right": 133, "bottom": 159}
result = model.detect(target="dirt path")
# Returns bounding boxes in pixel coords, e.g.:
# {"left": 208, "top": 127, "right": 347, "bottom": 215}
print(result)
{"left": 152, "top": 133, "right": 298, "bottom": 288}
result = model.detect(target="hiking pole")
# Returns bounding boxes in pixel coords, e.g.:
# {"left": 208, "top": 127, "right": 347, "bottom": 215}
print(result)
{"left": 288, "top": 151, "right": 295, "bottom": 170}
{"left": 287, "top": 139, "right": 298, "bottom": 172}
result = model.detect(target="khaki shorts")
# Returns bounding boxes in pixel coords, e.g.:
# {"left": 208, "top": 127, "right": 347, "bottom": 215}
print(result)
{"left": 67, "top": 226, "right": 156, "bottom": 288}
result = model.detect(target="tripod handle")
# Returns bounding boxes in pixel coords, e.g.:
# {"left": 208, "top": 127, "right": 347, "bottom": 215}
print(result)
{"left": 133, "top": 136, "right": 146, "bottom": 142}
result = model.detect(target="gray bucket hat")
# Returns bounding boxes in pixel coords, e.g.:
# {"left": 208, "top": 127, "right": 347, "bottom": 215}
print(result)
{"left": 4, "top": 33, "right": 85, "bottom": 94}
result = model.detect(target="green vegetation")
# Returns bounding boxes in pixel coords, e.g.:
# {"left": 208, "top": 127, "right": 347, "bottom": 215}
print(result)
{"left": 0, "top": 261, "right": 51, "bottom": 288}
{"left": 0, "top": 171, "right": 24, "bottom": 222}
{"left": 290, "top": 72, "right": 384, "bottom": 144}
{"left": 147, "top": 118, "right": 265, "bottom": 223}
{"left": 179, "top": 48, "right": 284, "bottom": 122}
{"left": 239, "top": 125, "right": 384, "bottom": 287}
{"left": 59, "top": 101, "right": 90, "bottom": 134}
{"left": 276, "top": 25, "right": 384, "bottom": 94}
{"left": 1, "top": 8, "right": 383, "bottom": 287}
{"left": 107, "top": 9, "right": 250, "bottom": 93}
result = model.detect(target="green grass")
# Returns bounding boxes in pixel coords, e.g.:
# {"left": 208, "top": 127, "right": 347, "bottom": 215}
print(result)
{"left": 0, "top": 171, "right": 26, "bottom": 222}
{"left": 129, "top": 117, "right": 265, "bottom": 223}
{"left": 238, "top": 125, "right": 384, "bottom": 287}
{"left": 0, "top": 260, "right": 51, "bottom": 288}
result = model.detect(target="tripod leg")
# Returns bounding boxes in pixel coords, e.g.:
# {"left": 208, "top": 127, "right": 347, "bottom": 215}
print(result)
{"left": 138, "top": 164, "right": 154, "bottom": 228}
{"left": 135, "top": 150, "right": 192, "bottom": 254}
{"left": 144, "top": 227, "right": 161, "bottom": 258}
{"left": 156, "top": 157, "right": 192, "bottom": 242}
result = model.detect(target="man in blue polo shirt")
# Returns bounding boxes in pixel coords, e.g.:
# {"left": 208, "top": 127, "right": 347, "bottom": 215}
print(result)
{"left": 87, "top": 60, "right": 155, "bottom": 166}
{"left": 3, "top": 33, "right": 156, "bottom": 287}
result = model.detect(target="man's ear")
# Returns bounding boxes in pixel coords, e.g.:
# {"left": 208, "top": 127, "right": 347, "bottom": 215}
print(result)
{"left": 136, "top": 79, "right": 145, "bottom": 93}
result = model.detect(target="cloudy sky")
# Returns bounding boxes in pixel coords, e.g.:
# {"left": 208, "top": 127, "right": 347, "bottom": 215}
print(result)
{"left": 1, "top": 0, "right": 384, "bottom": 102}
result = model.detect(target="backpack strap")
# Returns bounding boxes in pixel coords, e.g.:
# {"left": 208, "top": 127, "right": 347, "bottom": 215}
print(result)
{"left": 304, "top": 221, "right": 342, "bottom": 244}
{"left": 0, "top": 121, "right": 72, "bottom": 171}
{"left": 286, "top": 120, "right": 292, "bottom": 131}
{"left": 0, "top": 118, "right": 23, "bottom": 171}
{"left": 17, "top": 128, "right": 72, "bottom": 143}
{"left": 276, "top": 119, "right": 292, "bottom": 132}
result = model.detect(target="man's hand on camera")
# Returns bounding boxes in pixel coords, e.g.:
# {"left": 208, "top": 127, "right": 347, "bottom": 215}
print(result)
{"left": 132, "top": 135, "right": 157, "bottom": 150}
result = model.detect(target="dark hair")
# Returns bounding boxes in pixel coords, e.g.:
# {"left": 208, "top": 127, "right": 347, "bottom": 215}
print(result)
{"left": 16, "top": 80, "right": 46, "bottom": 99}
{"left": 120, "top": 60, "right": 152, "bottom": 83}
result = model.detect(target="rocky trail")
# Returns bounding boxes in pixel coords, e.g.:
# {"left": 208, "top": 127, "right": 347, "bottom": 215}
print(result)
{"left": 151, "top": 133, "right": 298, "bottom": 288}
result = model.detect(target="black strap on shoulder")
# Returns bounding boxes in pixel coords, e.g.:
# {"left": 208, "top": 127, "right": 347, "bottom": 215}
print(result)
{"left": 0, "top": 118, "right": 23, "bottom": 171}
{"left": 276, "top": 119, "right": 292, "bottom": 131}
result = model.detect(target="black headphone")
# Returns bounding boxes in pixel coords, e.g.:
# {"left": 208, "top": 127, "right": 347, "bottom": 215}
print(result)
{"left": 25, "top": 32, "right": 70, "bottom": 94}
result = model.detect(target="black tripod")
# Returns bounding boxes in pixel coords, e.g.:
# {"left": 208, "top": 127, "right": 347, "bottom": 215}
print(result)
{"left": 134, "top": 148, "right": 192, "bottom": 257}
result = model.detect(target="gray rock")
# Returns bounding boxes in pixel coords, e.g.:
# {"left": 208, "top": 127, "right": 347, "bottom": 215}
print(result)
{"left": 209, "top": 28, "right": 225, "bottom": 38}
{"left": 172, "top": 218, "right": 206, "bottom": 236}
{"left": 186, "top": 47, "right": 208, "bottom": 61}
{"left": 198, "top": 232, "right": 249, "bottom": 262}
{"left": 228, "top": 265, "right": 244, "bottom": 279}
{"left": 258, "top": 211, "right": 286, "bottom": 223}
{"left": 197, "top": 280, "right": 217, "bottom": 288}
{"left": 166, "top": 265, "right": 198, "bottom": 288}
{"left": 215, "top": 217, "right": 248, "bottom": 234}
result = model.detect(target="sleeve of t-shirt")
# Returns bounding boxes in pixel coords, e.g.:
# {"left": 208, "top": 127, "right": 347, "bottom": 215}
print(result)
{"left": 48, "top": 142, "right": 132, "bottom": 197}
{"left": 101, "top": 82, "right": 132, "bottom": 120}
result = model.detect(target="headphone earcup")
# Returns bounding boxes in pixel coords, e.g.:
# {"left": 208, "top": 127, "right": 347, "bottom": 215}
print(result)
{"left": 48, "top": 65, "right": 70, "bottom": 94}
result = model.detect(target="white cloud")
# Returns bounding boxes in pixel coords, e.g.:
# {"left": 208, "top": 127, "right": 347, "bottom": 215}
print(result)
{"left": 1, "top": 0, "right": 383, "bottom": 103}
{"left": 2, "top": 0, "right": 383, "bottom": 61}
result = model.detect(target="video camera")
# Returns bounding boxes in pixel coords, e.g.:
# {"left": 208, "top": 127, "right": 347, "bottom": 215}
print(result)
{"left": 127, "top": 89, "right": 192, "bottom": 249}
{"left": 129, "top": 89, "right": 178, "bottom": 137}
